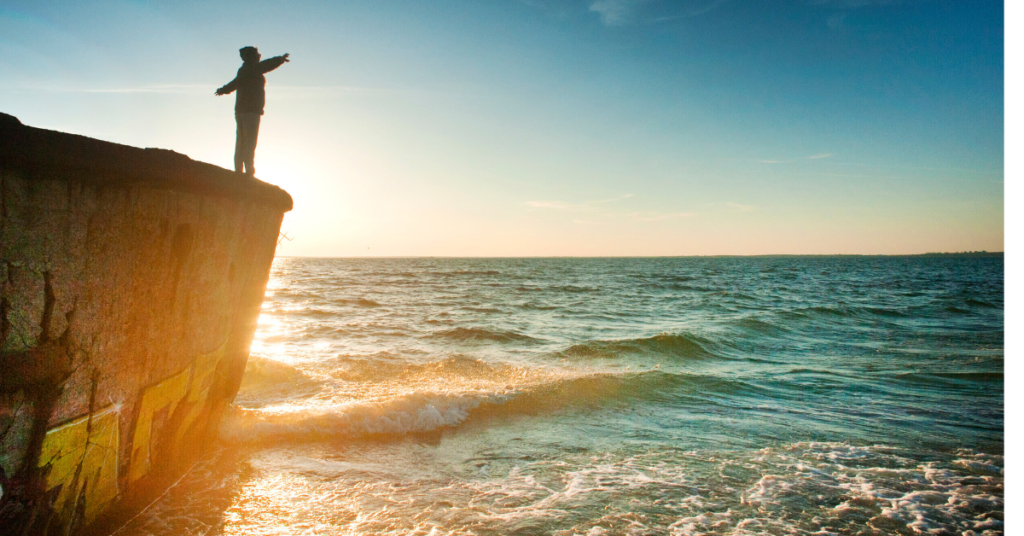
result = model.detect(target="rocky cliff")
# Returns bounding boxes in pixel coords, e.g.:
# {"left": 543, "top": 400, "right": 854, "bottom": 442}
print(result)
{"left": 0, "top": 112, "right": 293, "bottom": 534}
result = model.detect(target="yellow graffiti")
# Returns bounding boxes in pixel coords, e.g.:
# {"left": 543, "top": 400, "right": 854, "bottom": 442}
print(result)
{"left": 37, "top": 406, "right": 120, "bottom": 524}
{"left": 128, "top": 367, "right": 190, "bottom": 483}
{"left": 174, "top": 341, "right": 227, "bottom": 450}
{"left": 129, "top": 339, "right": 228, "bottom": 484}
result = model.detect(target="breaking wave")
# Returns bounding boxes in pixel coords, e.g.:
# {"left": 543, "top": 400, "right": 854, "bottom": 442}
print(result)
{"left": 221, "top": 369, "right": 757, "bottom": 443}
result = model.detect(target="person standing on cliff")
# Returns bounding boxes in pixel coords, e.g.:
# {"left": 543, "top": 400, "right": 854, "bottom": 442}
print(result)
{"left": 215, "top": 46, "right": 290, "bottom": 176}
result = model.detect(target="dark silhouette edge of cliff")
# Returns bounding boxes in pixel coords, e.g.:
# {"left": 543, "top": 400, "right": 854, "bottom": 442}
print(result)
{"left": 0, "top": 112, "right": 293, "bottom": 212}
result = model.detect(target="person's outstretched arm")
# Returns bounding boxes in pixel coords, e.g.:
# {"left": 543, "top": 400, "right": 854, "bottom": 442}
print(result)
{"left": 215, "top": 77, "right": 238, "bottom": 96}
{"left": 259, "top": 53, "right": 290, "bottom": 74}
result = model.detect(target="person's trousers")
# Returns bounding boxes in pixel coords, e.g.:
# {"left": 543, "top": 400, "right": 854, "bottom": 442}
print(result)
{"left": 234, "top": 112, "right": 261, "bottom": 175}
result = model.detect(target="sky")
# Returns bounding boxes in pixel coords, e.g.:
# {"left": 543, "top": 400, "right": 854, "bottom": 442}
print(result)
{"left": 0, "top": 0, "right": 1005, "bottom": 256}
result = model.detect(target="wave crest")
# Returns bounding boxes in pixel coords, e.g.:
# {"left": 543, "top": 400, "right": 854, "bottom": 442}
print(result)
{"left": 429, "top": 327, "right": 539, "bottom": 343}
{"left": 221, "top": 370, "right": 714, "bottom": 443}
{"left": 562, "top": 333, "right": 718, "bottom": 361}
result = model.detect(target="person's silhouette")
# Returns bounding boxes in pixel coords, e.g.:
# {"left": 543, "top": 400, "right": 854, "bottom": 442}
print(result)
{"left": 215, "top": 46, "right": 290, "bottom": 176}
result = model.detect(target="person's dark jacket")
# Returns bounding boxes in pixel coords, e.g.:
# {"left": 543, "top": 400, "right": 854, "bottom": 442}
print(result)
{"left": 217, "top": 56, "right": 288, "bottom": 115}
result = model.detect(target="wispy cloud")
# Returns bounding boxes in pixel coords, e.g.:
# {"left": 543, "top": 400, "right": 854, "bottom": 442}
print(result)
{"left": 525, "top": 193, "right": 633, "bottom": 211}
{"left": 649, "top": 0, "right": 731, "bottom": 22}
{"left": 8, "top": 84, "right": 434, "bottom": 98}
{"left": 587, "top": 0, "right": 729, "bottom": 26}
{"left": 519, "top": 0, "right": 729, "bottom": 26}
{"left": 810, "top": 0, "right": 906, "bottom": 7}
{"left": 626, "top": 211, "right": 696, "bottom": 221}
{"left": 589, "top": 0, "right": 652, "bottom": 25}
{"left": 525, "top": 200, "right": 585, "bottom": 210}
{"left": 593, "top": 193, "right": 635, "bottom": 203}
{"left": 273, "top": 85, "right": 445, "bottom": 97}
{"left": 725, "top": 202, "right": 755, "bottom": 211}
{"left": 756, "top": 153, "right": 834, "bottom": 164}
{"left": 42, "top": 84, "right": 210, "bottom": 94}
{"left": 526, "top": 196, "right": 696, "bottom": 222}
{"left": 811, "top": 0, "right": 915, "bottom": 28}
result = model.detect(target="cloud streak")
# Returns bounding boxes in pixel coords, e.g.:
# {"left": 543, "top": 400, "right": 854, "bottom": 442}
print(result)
{"left": 756, "top": 153, "right": 834, "bottom": 164}
{"left": 525, "top": 193, "right": 634, "bottom": 211}
{"left": 593, "top": 193, "right": 635, "bottom": 204}
{"left": 525, "top": 200, "right": 586, "bottom": 209}
{"left": 589, "top": 0, "right": 647, "bottom": 26}
{"left": 809, "top": 0, "right": 907, "bottom": 7}
{"left": 587, "top": 0, "right": 730, "bottom": 26}
{"left": 35, "top": 84, "right": 211, "bottom": 94}
{"left": 626, "top": 211, "right": 696, "bottom": 221}
{"left": 5, "top": 84, "right": 437, "bottom": 98}
{"left": 527, "top": 194, "right": 694, "bottom": 222}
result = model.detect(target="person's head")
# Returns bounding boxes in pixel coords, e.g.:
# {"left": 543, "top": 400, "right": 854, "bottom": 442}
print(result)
{"left": 239, "top": 46, "right": 260, "bottom": 63}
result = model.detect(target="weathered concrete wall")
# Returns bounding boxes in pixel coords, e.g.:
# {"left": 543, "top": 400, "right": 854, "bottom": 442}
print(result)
{"left": 0, "top": 112, "right": 293, "bottom": 534}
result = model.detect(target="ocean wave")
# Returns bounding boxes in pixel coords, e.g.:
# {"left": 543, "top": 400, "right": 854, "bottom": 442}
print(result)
{"left": 219, "top": 391, "right": 496, "bottom": 442}
{"left": 862, "top": 306, "right": 907, "bottom": 317}
{"left": 518, "top": 302, "right": 559, "bottom": 310}
{"left": 661, "top": 275, "right": 698, "bottom": 282}
{"left": 656, "top": 283, "right": 719, "bottom": 292}
{"left": 428, "top": 327, "right": 539, "bottom": 343}
{"left": 801, "top": 305, "right": 851, "bottom": 317}
{"left": 459, "top": 306, "right": 503, "bottom": 313}
{"left": 339, "top": 298, "right": 382, "bottom": 307}
{"left": 469, "top": 371, "right": 753, "bottom": 417}
{"left": 261, "top": 306, "right": 337, "bottom": 317}
{"left": 261, "top": 303, "right": 386, "bottom": 318}
{"left": 729, "top": 317, "right": 790, "bottom": 337}
{"left": 221, "top": 370, "right": 734, "bottom": 443}
{"left": 895, "top": 371, "right": 1004, "bottom": 385}
{"left": 236, "top": 357, "right": 326, "bottom": 406}
{"left": 784, "top": 367, "right": 850, "bottom": 377}
{"left": 549, "top": 285, "right": 600, "bottom": 293}
{"left": 265, "top": 289, "right": 325, "bottom": 300}
{"left": 430, "top": 270, "right": 502, "bottom": 277}
{"left": 965, "top": 298, "right": 998, "bottom": 308}
{"left": 792, "top": 305, "right": 911, "bottom": 321}
{"left": 561, "top": 333, "right": 719, "bottom": 361}
{"left": 329, "top": 354, "right": 510, "bottom": 383}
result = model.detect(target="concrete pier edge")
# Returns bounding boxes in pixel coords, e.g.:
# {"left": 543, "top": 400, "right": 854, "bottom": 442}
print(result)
{"left": 0, "top": 112, "right": 292, "bottom": 535}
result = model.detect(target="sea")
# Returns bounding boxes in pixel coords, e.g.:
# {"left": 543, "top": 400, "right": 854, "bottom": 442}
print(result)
{"left": 115, "top": 256, "right": 1004, "bottom": 535}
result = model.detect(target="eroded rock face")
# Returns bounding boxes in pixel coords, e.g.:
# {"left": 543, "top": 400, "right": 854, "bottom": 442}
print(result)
{"left": 0, "top": 112, "right": 292, "bottom": 534}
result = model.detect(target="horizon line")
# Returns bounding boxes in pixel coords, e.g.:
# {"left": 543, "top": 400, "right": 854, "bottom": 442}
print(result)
{"left": 273, "top": 252, "right": 1004, "bottom": 259}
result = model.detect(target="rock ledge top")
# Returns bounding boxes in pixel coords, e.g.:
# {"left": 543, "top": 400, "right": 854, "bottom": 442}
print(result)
{"left": 0, "top": 112, "right": 293, "bottom": 212}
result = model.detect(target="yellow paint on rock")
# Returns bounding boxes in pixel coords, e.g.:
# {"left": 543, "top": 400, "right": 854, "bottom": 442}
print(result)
{"left": 173, "top": 341, "right": 228, "bottom": 449}
{"left": 128, "top": 340, "right": 229, "bottom": 485}
{"left": 128, "top": 367, "right": 190, "bottom": 483}
{"left": 37, "top": 406, "right": 120, "bottom": 524}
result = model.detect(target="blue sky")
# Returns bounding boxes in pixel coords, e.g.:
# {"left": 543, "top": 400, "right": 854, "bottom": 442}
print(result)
{"left": 0, "top": 0, "right": 1005, "bottom": 255}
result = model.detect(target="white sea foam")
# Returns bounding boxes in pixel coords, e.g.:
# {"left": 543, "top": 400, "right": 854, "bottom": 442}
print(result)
{"left": 446, "top": 442, "right": 1003, "bottom": 535}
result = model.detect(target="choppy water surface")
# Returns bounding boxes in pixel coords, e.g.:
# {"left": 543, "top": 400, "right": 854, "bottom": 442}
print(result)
{"left": 119, "top": 257, "right": 1003, "bottom": 535}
